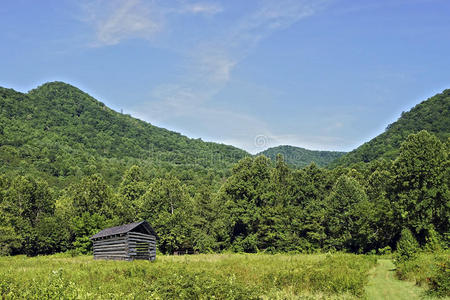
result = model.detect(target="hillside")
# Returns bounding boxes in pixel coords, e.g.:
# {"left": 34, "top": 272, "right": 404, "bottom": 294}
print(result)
{"left": 259, "top": 145, "right": 346, "bottom": 168}
{"left": 1, "top": 84, "right": 449, "bottom": 261}
{"left": 330, "top": 89, "right": 450, "bottom": 167}
{"left": 0, "top": 82, "right": 249, "bottom": 186}
{"left": 2, "top": 83, "right": 448, "bottom": 182}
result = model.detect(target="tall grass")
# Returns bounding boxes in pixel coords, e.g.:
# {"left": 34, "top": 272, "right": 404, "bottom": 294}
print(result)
{"left": 0, "top": 253, "right": 376, "bottom": 299}
{"left": 395, "top": 251, "right": 449, "bottom": 297}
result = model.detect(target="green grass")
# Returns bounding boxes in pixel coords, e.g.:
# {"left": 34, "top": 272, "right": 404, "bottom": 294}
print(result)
{"left": 366, "top": 259, "right": 428, "bottom": 300}
{"left": 0, "top": 253, "right": 376, "bottom": 299}
{"left": 395, "top": 251, "right": 450, "bottom": 298}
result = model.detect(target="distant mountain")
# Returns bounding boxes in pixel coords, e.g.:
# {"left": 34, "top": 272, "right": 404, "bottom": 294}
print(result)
{"left": 258, "top": 145, "right": 346, "bottom": 168}
{"left": 0, "top": 82, "right": 249, "bottom": 186}
{"left": 2, "top": 82, "right": 448, "bottom": 186}
{"left": 330, "top": 89, "right": 450, "bottom": 167}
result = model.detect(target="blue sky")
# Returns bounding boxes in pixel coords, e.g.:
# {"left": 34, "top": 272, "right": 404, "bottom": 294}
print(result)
{"left": 1, "top": 0, "right": 449, "bottom": 153}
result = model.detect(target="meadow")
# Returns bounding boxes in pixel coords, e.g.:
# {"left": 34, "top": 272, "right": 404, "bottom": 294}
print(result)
{"left": 0, "top": 253, "right": 377, "bottom": 299}
{"left": 395, "top": 251, "right": 450, "bottom": 298}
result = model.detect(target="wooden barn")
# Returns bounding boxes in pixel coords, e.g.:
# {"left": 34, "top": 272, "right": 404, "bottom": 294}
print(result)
{"left": 90, "top": 220, "right": 157, "bottom": 261}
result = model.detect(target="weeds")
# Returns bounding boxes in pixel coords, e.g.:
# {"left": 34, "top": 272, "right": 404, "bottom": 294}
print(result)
{"left": 395, "top": 251, "right": 449, "bottom": 297}
{"left": 0, "top": 253, "right": 376, "bottom": 299}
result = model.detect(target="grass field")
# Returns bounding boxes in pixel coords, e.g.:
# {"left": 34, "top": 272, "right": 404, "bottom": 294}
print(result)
{"left": 394, "top": 251, "right": 450, "bottom": 298}
{"left": 365, "top": 259, "right": 445, "bottom": 300}
{"left": 0, "top": 253, "right": 377, "bottom": 299}
{"left": 1, "top": 253, "right": 447, "bottom": 299}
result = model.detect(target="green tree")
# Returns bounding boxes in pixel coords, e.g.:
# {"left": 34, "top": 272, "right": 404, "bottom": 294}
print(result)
{"left": 6, "top": 176, "right": 54, "bottom": 227}
{"left": 191, "top": 187, "right": 228, "bottom": 252}
{"left": 0, "top": 176, "right": 57, "bottom": 255}
{"left": 219, "top": 156, "right": 272, "bottom": 252}
{"left": 269, "top": 154, "right": 294, "bottom": 206}
{"left": 291, "top": 164, "right": 333, "bottom": 251}
{"left": 392, "top": 130, "right": 449, "bottom": 242}
{"left": 71, "top": 174, "right": 114, "bottom": 218}
{"left": 117, "top": 165, "right": 147, "bottom": 223}
{"left": 67, "top": 174, "right": 115, "bottom": 253}
{"left": 395, "top": 228, "right": 419, "bottom": 264}
{"left": 366, "top": 169, "right": 397, "bottom": 250}
{"left": 139, "top": 176, "right": 193, "bottom": 254}
{"left": 71, "top": 212, "right": 108, "bottom": 254}
{"left": 325, "top": 175, "right": 374, "bottom": 252}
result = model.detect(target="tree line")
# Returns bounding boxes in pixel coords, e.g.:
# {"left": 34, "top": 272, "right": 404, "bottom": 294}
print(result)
{"left": 0, "top": 130, "right": 448, "bottom": 256}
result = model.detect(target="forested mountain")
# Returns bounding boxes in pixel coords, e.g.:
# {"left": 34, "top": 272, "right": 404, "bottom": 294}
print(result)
{"left": 0, "top": 82, "right": 249, "bottom": 187}
{"left": 330, "top": 89, "right": 450, "bottom": 167}
{"left": 259, "top": 145, "right": 346, "bottom": 168}
{"left": 0, "top": 82, "right": 448, "bottom": 258}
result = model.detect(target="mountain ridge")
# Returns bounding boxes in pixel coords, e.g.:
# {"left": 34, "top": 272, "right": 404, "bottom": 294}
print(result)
{"left": 0, "top": 81, "right": 250, "bottom": 186}
{"left": 2, "top": 82, "right": 449, "bottom": 180}
{"left": 330, "top": 89, "right": 450, "bottom": 167}
{"left": 258, "top": 145, "right": 346, "bottom": 168}
{"left": 0, "top": 81, "right": 353, "bottom": 178}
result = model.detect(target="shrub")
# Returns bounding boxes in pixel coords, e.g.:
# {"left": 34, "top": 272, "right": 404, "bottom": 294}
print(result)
{"left": 378, "top": 246, "right": 391, "bottom": 255}
{"left": 428, "top": 259, "right": 450, "bottom": 297}
{"left": 395, "top": 251, "right": 449, "bottom": 297}
{"left": 395, "top": 228, "right": 419, "bottom": 264}
{"left": 0, "top": 277, "right": 11, "bottom": 297}
{"left": 424, "top": 227, "right": 444, "bottom": 252}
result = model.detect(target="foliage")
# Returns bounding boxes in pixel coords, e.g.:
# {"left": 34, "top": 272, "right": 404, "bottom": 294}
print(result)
{"left": 395, "top": 251, "right": 450, "bottom": 297}
{"left": 0, "top": 226, "right": 21, "bottom": 255}
{"left": 428, "top": 259, "right": 450, "bottom": 298}
{"left": 259, "top": 145, "right": 346, "bottom": 168}
{"left": 139, "top": 176, "right": 193, "bottom": 254}
{"left": 117, "top": 165, "right": 147, "bottom": 223}
{"left": 0, "top": 175, "right": 56, "bottom": 255}
{"left": 0, "top": 82, "right": 449, "bottom": 259}
{"left": 0, "top": 82, "right": 248, "bottom": 189}
{"left": 424, "top": 226, "right": 444, "bottom": 252}
{"left": 391, "top": 130, "right": 449, "bottom": 241}
{"left": 394, "top": 228, "right": 420, "bottom": 264}
{"left": 325, "top": 175, "right": 374, "bottom": 252}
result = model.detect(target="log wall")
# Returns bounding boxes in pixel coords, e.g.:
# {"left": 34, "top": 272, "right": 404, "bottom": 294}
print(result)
{"left": 92, "top": 232, "right": 157, "bottom": 261}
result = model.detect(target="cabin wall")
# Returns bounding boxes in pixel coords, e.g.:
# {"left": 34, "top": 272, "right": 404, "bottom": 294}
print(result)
{"left": 92, "top": 234, "right": 129, "bottom": 260}
{"left": 127, "top": 232, "right": 157, "bottom": 261}
{"left": 92, "top": 232, "right": 157, "bottom": 261}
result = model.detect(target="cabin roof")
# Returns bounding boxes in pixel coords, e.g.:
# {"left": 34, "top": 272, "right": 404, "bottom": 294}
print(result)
{"left": 90, "top": 220, "right": 157, "bottom": 240}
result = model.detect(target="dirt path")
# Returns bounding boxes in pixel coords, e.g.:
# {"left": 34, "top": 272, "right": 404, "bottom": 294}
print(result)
{"left": 365, "top": 259, "right": 425, "bottom": 300}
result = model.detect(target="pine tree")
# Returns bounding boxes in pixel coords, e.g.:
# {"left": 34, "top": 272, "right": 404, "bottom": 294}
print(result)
{"left": 395, "top": 228, "right": 419, "bottom": 263}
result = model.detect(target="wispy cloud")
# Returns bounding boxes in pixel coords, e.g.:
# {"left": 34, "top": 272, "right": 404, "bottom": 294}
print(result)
{"left": 83, "top": 0, "right": 223, "bottom": 46}
{"left": 144, "top": 0, "right": 326, "bottom": 104}
{"left": 82, "top": 0, "right": 331, "bottom": 152}
{"left": 180, "top": 2, "right": 223, "bottom": 15}
{"left": 83, "top": 0, "right": 163, "bottom": 46}
{"left": 136, "top": 0, "right": 329, "bottom": 152}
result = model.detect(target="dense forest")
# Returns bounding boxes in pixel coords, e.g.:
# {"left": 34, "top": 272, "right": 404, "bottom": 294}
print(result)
{"left": 0, "top": 82, "right": 249, "bottom": 188}
{"left": 259, "top": 145, "right": 346, "bottom": 168}
{"left": 0, "top": 83, "right": 449, "bottom": 256}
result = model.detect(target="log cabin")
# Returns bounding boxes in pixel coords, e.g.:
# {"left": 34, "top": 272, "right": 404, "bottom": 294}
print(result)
{"left": 90, "top": 220, "right": 157, "bottom": 261}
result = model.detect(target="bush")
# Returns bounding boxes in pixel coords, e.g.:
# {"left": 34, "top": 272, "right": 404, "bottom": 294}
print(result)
{"left": 424, "top": 227, "right": 444, "bottom": 252}
{"left": 428, "top": 259, "right": 450, "bottom": 297}
{"left": 378, "top": 246, "right": 391, "bottom": 255}
{"left": 396, "top": 251, "right": 450, "bottom": 297}
{"left": 395, "top": 228, "right": 419, "bottom": 264}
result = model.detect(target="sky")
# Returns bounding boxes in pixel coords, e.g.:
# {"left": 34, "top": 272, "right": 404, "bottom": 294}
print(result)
{"left": 1, "top": 0, "right": 449, "bottom": 154}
